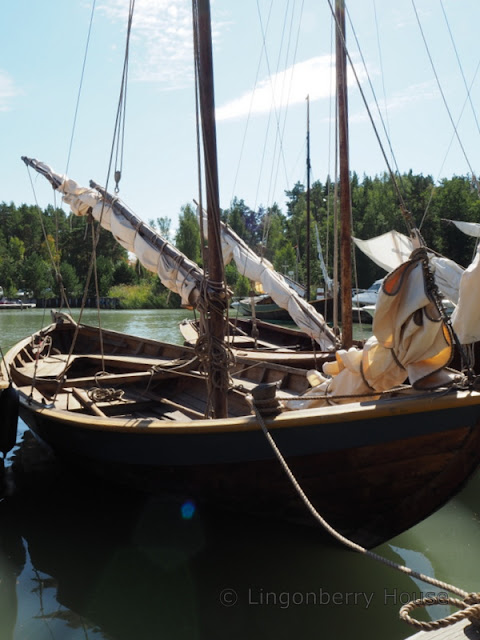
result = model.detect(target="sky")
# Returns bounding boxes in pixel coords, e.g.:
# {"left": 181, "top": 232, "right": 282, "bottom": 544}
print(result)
{"left": 1, "top": 0, "right": 480, "bottom": 234}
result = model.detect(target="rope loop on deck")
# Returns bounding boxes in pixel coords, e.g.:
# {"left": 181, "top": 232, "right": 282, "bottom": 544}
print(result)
{"left": 87, "top": 387, "right": 124, "bottom": 403}
{"left": 399, "top": 592, "right": 480, "bottom": 630}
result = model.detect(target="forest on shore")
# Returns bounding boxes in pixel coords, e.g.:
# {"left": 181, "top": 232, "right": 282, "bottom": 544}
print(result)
{"left": 1, "top": 170, "right": 479, "bottom": 308}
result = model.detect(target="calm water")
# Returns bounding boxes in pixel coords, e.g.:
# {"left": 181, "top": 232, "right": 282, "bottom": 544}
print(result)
{"left": 0, "top": 308, "right": 479, "bottom": 640}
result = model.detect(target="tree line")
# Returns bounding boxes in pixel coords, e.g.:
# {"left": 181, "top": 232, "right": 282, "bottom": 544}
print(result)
{"left": 1, "top": 171, "right": 479, "bottom": 307}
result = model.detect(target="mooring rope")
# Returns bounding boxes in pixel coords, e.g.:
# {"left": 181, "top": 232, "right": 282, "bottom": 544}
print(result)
{"left": 247, "top": 395, "right": 480, "bottom": 631}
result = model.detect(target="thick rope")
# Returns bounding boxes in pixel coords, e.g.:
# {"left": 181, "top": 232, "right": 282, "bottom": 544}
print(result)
{"left": 247, "top": 396, "right": 480, "bottom": 631}
{"left": 400, "top": 594, "right": 480, "bottom": 631}
{"left": 87, "top": 387, "right": 124, "bottom": 403}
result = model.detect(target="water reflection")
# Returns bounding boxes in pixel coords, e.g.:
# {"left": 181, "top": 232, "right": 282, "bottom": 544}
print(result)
{"left": 0, "top": 308, "right": 195, "bottom": 354}
{"left": 3, "top": 422, "right": 478, "bottom": 640}
{"left": 1, "top": 310, "right": 480, "bottom": 639}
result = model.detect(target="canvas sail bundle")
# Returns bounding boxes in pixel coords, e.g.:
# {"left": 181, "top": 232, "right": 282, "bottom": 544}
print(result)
{"left": 24, "top": 157, "right": 340, "bottom": 350}
{"left": 294, "top": 250, "right": 458, "bottom": 408}
{"left": 205, "top": 218, "right": 338, "bottom": 351}
{"left": 22, "top": 158, "right": 208, "bottom": 307}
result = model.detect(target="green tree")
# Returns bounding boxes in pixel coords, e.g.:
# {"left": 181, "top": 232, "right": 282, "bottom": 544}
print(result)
{"left": 59, "top": 262, "right": 82, "bottom": 297}
{"left": 9, "top": 237, "right": 25, "bottom": 262}
{"left": 22, "top": 254, "right": 54, "bottom": 298}
{"left": 149, "top": 217, "right": 172, "bottom": 241}
{"left": 175, "top": 204, "right": 201, "bottom": 264}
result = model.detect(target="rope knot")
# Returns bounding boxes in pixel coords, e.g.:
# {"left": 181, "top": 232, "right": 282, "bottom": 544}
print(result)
{"left": 400, "top": 591, "right": 480, "bottom": 631}
{"left": 464, "top": 593, "right": 480, "bottom": 626}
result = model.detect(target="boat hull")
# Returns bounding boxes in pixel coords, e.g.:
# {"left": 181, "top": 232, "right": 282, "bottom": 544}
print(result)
{"left": 6, "top": 312, "right": 480, "bottom": 548}
{"left": 17, "top": 386, "right": 480, "bottom": 549}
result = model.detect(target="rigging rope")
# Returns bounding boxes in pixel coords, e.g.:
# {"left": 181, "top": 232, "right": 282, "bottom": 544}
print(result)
{"left": 345, "top": 4, "right": 406, "bottom": 200}
{"left": 411, "top": 0, "right": 480, "bottom": 194}
{"left": 38, "top": 1, "right": 137, "bottom": 404}
{"left": 25, "top": 168, "right": 71, "bottom": 313}
{"left": 326, "top": 0, "right": 422, "bottom": 244}
{"left": 440, "top": 0, "right": 480, "bottom": 140}
{"left": 248, "top": 395, "right": 480, "bottom": 631}
{"left": 112, "top": 0, "right": 135, "bottom": 192}
{"left": 65, "top": 0, "right": 97, "bottom": 176}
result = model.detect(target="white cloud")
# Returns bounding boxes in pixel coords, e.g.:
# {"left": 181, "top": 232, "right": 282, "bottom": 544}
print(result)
{"left": 98, "top": 0, "right": 226, "bottom": 88}
{"left": 216, "top": 55, "right": 363, "bottom": 122}
{"left": 0, "top": 70, "right": 19, "bottom": 112}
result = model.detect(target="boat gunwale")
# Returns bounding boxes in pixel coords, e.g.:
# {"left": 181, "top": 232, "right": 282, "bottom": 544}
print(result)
{"left": 6, "top": 317, "right": 480, "bottom": 436}
{"left": 13, "top": 384, "right": 480, "bottom": 434}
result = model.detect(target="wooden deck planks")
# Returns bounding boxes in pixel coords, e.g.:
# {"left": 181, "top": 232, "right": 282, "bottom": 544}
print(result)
{"left": 407, "top": 619, "right": 480, "bottom": 639}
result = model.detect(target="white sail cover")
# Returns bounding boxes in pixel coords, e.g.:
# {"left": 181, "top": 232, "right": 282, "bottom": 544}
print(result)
{"left": 28, "top": 160, "right": 204, "bottom": 307}
{"left": 353, "top": 229, "right": 464, "bottom": 304}
{"left": 207, "top": 219, "right": 337, "bottom": 350}
{"left": 451, "top": 245, "right": 480, "bottom": 343}
{"left": 292, "top": 251, "right": 458, "bottom": 408}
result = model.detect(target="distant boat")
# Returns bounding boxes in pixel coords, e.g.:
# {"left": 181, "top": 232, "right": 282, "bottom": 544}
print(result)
{"left": 180, "top": 315, "right": 338, "bottom": 369}
{"left": 236, "top": 291, "right": 335, "bottom": 323}
{"left": 352, "top": 279, "right": 383, "bottom": 307}
{"left": 351, "top": 279, "right": 383, "bottom": 324}
{"left": 0, "top": 300, "right": 36, "bottom": 310}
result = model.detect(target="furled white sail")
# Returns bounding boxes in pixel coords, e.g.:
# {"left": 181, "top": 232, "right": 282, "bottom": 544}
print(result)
{"left": 24, "top": 157, "right": 336, "bottom": 349}
{"left": 206, "top": 218, "right": 338, "bottom": 350}
{"left": 22, "top": 158, "right": 205, "bottom": 307}
{"left": 315, "top": 223, "right": 333, "bottom": 293}
{"left": 448, "top": 220, "right": 480, "bottom": 238}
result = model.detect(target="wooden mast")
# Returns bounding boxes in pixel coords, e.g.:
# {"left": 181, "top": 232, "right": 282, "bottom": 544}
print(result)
{"left": 306, "top": 95, "right": 311, "bottom": 304}
{"left": 335, "top": 0, "right": 353, "bottom": 348}
{"left": 194, "top": 0, "right": 228, "bottom": 418}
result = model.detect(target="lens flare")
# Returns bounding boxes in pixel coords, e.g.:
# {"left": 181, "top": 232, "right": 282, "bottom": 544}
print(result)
{"left": 181, "top": 500, "right": 195, "bottom": 520}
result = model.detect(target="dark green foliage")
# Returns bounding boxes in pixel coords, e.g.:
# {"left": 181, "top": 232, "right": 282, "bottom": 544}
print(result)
{"left": 2, "top": 170, "right": 479, "bottom": 307}
{"left": 175, "top": 204, "right": 201, "bottom": 265}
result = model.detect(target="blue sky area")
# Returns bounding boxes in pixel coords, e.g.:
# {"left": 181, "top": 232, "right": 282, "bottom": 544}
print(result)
{"left": 1, "top": 0, "right": 479, "bottom": 233}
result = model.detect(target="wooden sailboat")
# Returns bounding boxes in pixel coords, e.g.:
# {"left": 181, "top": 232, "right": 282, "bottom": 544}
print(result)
{"left": 4, "top": 0, "right": 480, "bottom": 550}
{"left": 180, "top": 315, "right": 337, "bottom": 369}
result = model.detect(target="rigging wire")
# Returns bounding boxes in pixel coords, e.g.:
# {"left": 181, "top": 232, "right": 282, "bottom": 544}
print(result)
{"left": 372, "top": 0, "right": 392, "bottom": 167}
{"left": 419, "top": 58, "right": 480, "bottom": 231}
{"left": 440, "top": 0, "right": 480, "bottom": 139}
{"left": 325, "top": 0, "right": 421, "bottom": 243}
{"left": 265, "top": 0, "right": 306, "bottom": 209}
{"left": 65, "top": 0, "right": 97, "bottom": 176}
{"left": 230, "top": 0, "right": 274, "bottom": 206}
{"left": 411, "top": 0, "right": 480, "bottom": 192}
{"left": 111, "top": 0, "right": 135, "bottom": 193}
{"left": 345, "top": 5, "right": 405, "bottom": 196}
{"left": 25, "top": 168, "right": 71, "bottom": 313}
{"left": 412, "top": 0, "right": 480, "bottom": 238}
{"left": 253, "top": 0, "right": 291, "bottom": 210}
{"left": 54, "top": 0, "right": 137, "bottom": 399}
{"left": 90, "top": 0, "right": 136, "bottom": 364}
